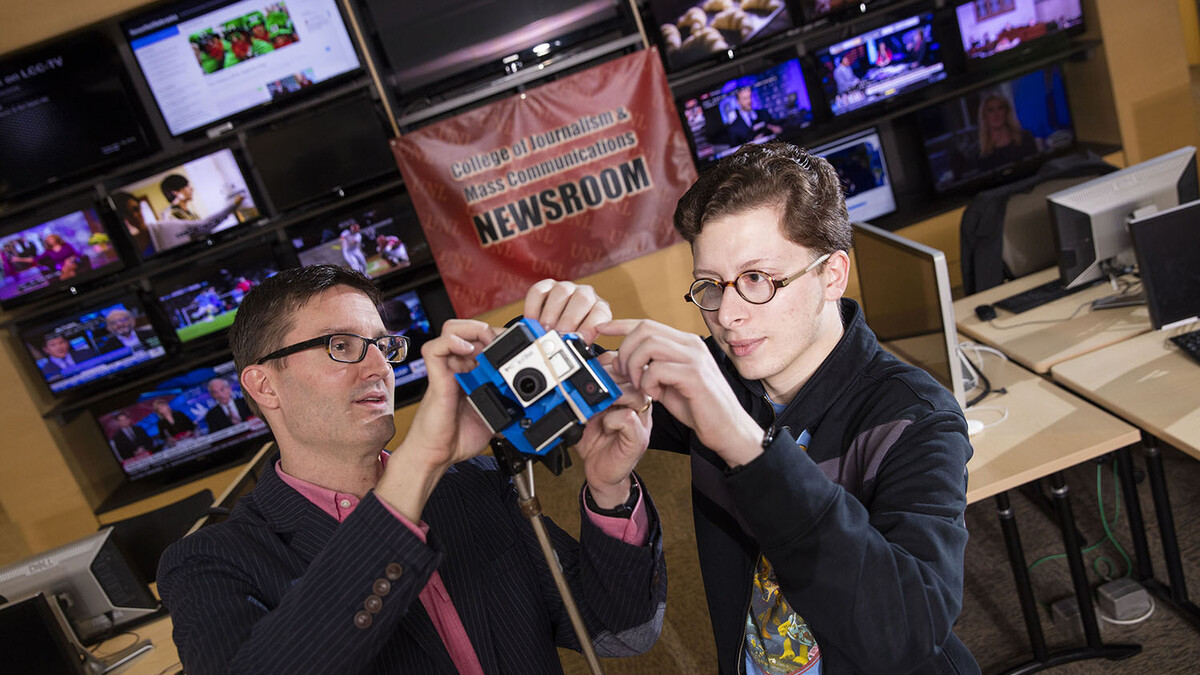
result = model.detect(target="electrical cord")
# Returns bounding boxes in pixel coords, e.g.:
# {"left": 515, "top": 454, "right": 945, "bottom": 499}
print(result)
{"left": 957, "top": 343, "right": 1007, "bottom": 409}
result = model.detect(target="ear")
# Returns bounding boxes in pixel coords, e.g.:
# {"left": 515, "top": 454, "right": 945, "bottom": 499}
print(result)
{"left": 239, "top": 365, "right": 280, "bottom": 413}
{"left": 822, "top": 250, "right": 851, "bottom": 302}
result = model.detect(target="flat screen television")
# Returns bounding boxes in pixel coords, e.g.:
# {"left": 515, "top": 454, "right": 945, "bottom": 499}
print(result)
{"left": 652, "top": 0, "right": 795, "bottom": 71}
{"left": 380, "top": 281, "right": 456, "bottom": 401}
{"left": 798, "top": 0, "right": 874, "bottom": 24}
{"left": 18, "top": 294, "right": 169, "bottom": 396}
{"left": 288, "top": 193, "right": 432, "bottom": 280}
{"left": 956, "top": 0, "right": 1083, "bottom": 61}
{"left": 816, "top": 12, "right": 946, "bottom": 117}
{"left": 917, "top": 64, "right": 1074, "bottom": 193}
{"left": 106, "top": 147, "right": 264, "bottom": 259}
{"left": 0, "top": 204, "right": 123, "bottom": 309}
{"left": 92, "top": 358, "right": 271, "bottom": 482}
{"left": 0, "top": 31, "right": 153, "bottom": 201}
{"left": 121, "top": 0, "right": 362, "bottom": 137}
{"left": 811, "top": 128, "right": 897, "bottom": 223}
{"left": 150, "top": 245, "right": 281, "bottom": 344}
{"left": 679, "top": 57, "right": 813, "bottom": 166}
{"left": 244, "top": 94, "right": 396, "bottom": 212}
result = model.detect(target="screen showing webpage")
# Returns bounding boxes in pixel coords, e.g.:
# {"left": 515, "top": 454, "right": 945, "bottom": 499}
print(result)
{"left": 124, "top": 0, "right": 360, "bottom": 136}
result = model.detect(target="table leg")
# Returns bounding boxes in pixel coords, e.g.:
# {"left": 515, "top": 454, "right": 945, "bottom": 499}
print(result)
{"left": 1138, "top": 433, "right": 1200, "bottom": 628}
{"left": 1113, "top": 446, "right": 1154, "bottom": 581}
{"left": 996, "top": 491, "right": 1048, "bottom": 660}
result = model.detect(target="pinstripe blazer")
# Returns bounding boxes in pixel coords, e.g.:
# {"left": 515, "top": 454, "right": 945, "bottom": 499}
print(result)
{"left": 158, "top": 455, "right": 667, "bottom": 674}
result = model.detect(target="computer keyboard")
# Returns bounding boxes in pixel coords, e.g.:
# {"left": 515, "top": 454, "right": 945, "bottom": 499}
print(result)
{"left": 1170, "top": 329, "right": 1200, "bottom": 365}
{"left": 994, "top": 279, "right": 1094, "bottom": 314}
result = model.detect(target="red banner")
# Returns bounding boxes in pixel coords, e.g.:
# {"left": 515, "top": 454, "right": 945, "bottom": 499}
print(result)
{"left": 391, "top": 49, "right": 696, "bottom": 318}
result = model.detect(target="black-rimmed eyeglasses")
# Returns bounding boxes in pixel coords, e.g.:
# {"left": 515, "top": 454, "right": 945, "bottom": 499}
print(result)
{"left": 256, "top": 333, "right": 409, "bottom": 365}
{"left": 684, "top": 253, "right": 832, "bottom": 311}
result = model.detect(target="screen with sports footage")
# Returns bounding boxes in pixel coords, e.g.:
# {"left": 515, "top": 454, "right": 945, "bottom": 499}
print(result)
{"left": 817, "top": 12, "right": 946, "bottom": 117}
{"left": 0, "top": 32, "right": 153, "bottom": 201}
{"left": 152, "top": 246, "right": 280, "bottom": 344}
{"left": 19, "top": 296, "right": 167, "bottom": 395}
{"left": 94, "top": 359, "right": 270, "bottom": 481}
{"left": 380, "top": 282, "right": 455, "bottom": 396}
{"left": 289, "top": 194, "right": 431, "bottom": 280}
{"left": 956, "top": 0, "right": 1083, "bottom": 60}
{"left": 917, "top": 64, "right": 1074, "bottom": 193}
{"left": 811, "top": 128, "right": 896, "bottom": 223}
{"left": 122, "top": 0, "right": 361, "bottom": 136}
{"left": 0, "top": 207, "right": 123, "bottom": 308}
{"left": 680, "top": 58, "right": 813, "bottom": 166}
{"left": 652, "top": 0, "right": 794, "bottom": 71}
{"left": 108, "top": 148, "right": 262, "bottom": 259}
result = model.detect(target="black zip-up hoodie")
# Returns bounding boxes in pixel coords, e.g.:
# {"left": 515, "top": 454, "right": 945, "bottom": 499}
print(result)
{"left": 650, "top": 299, "right": 979, "bottom": 674}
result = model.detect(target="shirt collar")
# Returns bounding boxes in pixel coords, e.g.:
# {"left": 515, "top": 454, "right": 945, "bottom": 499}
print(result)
{"left": 274, "top": 451, "right": 389, "bottom": 523}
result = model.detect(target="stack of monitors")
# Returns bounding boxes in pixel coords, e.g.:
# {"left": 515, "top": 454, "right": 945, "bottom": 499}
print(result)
{"left": 93, "top": 358, "right": 271, "bottom": 481}
{"left": 287, "top": 193, "right": 431, "bottom": 281}
{"left": 18, "top": 294, "right": 168, "bottom": 395}
{"left": 917, "top": 64, "right": 1074, "bottom": 193}
{"left": 107, "top": 147, "right": 263, "bottom": 259}
{"left": 816, "top": 12, "right": 946, "bottom": 117}
{"left": 811, "top": 128, "right": 897, "bottom": 223}
{"left": 956, "top": 0, "right": 1084, "bottom": 61}
{"left": 0, "top": 205, "right": 123, "bottom": 309}
{"left": 151, "top": 246, "right": 281, "bottom": 344}
{"left": 679, "top": 57, "right": 814, "bottom": 166}
{"left": 121, "top": 0, "right": 362, "bottom": 137}
{"left": 652, "top": 0, "right": 795, "bottom": 71}
{"left": 379, "top": 281, "right": 455, "bottom": 400}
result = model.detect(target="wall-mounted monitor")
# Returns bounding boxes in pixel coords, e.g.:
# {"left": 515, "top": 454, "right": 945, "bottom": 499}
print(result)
{"left": 287, "top": 193, "right": 431, "bottom": 281}
{"left": 121, "top": 0, "right": 362, "bottom": 137}
{"left": 917, "top": 64, "right": 1074, "bottom": 193}
{"left": 811, "top": 128, "right": 896, "bottom": 223}
{"left": 150, "top": 245, "right": 281, "bottom": 344}
{"left": 92, "top": 358, "right": 271, "bottom": 482}
{"left": 18, "top": 294, "right": 168, "bottom": 396}
{"left": 106, "top": 147, "right": 263, "bottom": 259}
{"left": 0, "top": 31, "right": 153, "bottom": 201}
{"left": 0, "top": 204, "right": 124, "bottom": 309}
{"left": 816, "top": 12, "right": 946, "bottom": 117}
{"left": 380, "top": 281, "right": 455, "bottom": 402}
{"left": 798, "top": 0, "right": 875, "bottom": 24}
{"left": 956, "top": 0, "right": 1083, "bottom": 61}
{"left": 652, "top": 0, "right": 795, "bottom": 71}
{"left": 679, "top": 56, "right": 813, "bottom": 166}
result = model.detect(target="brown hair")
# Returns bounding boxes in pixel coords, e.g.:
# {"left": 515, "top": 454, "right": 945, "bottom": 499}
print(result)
{"left": 673, "top": 141, "right": 852, "bottom": 255}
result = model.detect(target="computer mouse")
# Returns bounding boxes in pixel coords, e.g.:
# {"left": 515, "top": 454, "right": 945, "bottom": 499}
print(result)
{"left": 966, "top": 419, "right": 985, "bottom": 436}
{"left": 974, "top": 304, "right": 997, "bottom": 322}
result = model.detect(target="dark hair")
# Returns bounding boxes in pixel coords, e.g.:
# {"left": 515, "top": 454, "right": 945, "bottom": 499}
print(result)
{"left": 673, "top": 141, "right": 852, "bottom": 255}
{"left": 160, "top": 174, "right": 190, "bottom": 203}
{"left": 228, "top": 264, "right": 382, "bottom": 379}
{"left": 110, "top": 191, "right": 139, "bottom": 217}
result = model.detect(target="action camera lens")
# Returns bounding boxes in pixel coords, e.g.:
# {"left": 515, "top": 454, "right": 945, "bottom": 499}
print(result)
{"left": 513, "top": 368, "right": 547, "bottom": 401}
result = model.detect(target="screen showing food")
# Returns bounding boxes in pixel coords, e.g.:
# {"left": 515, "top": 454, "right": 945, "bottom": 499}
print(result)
{"left": 108, "top": 148, "right": 262, "bottom": 259}
{"left": 95, "top": 358, "right": 270, "bottom": 481}
{"left": 956, "top": 0, "right": 1083, "bottom": 60}
{"left": 811, "top": 129, "right": 897, "bottom": 223}
{"left": 917, "top": 64, "right": 1074, "bottom": 193}
{"left": 652, "top": 0, "right": 794, "bottom": 71}
{"left": 19, "top": 296, "right": 167, "bottom": 395}
{"left": 816, "top": 13, "right": 945, "bottom": 117}
{"left": 289, "top": 194, "right": 431, "bottom": 279}
{"left": 679, "top": 57, "right": 813, "bottom": 166}
{"left": 0, "top": 32, "right": 153, "bottom": 200}
{"left": 122, "top": 0, "right": 361, "bottom": 136}
{"left": 152, "top": 247, "right": 280, "bottom": 343}
{"left": 0, "top": 207, "right": 122, "bottom": 307}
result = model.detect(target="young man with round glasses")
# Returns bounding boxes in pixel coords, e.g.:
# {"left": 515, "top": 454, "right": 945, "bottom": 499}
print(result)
{"left": 600, "top": 142, "right": 977, "bottom": 674}
{"left": 158, "top": 265, "right": 666, "bottom": 674}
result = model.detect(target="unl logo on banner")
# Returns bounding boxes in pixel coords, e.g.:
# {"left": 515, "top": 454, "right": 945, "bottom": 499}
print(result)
{"left": 392, "top": 49, "right": 696, "bottom": 318}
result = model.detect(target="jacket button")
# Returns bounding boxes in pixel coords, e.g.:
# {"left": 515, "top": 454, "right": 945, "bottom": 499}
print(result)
{"left": 364, "top": 594, "right": 383, "bottom": 614}
{"left": 354, "top": 610, "right": 373, "bottom": 629}
{"left": 385, "top": 563, "right": 404, "bottom": 580}
{"left": 373, "top": 578, "right": 392, "bottom": 596}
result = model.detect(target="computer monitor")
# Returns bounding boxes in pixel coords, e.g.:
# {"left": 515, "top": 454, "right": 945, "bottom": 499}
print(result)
{"left": 852, "top": 222, "right": 966, "bottom": 408}
{"left": 0, "top": 592, "right": 152, "bottom": 674}
{"left": 18, "top": 294, "right": 169, "bottom": 396}
{"left": 956, "top": 0, "right": 1083, "bottom": 62}
{"left": 0, "top": 203, "right": 124, "bottom": 309}
{"left": 150, "top": 245, "right": 281, "bottom": 344}
{"left": 651, "top": 0, "right": 795, "bottom": 72}
{"left": 121, "top": 0, "right": 362, "bottom": 137}
{"left": 287, "top": 193, "right": 432, "bottom": 280}
{"left": 0, "top": 529, "right": 158, "bottom": 642}
{"left": 811, "top": 128, "right": 897, "bottom": 223}
{"left": 379, "top": 281, "right": 456, "bottom": 402}
{"left": 106, "top": 147, "right": 264, "bottom": 260}
{"left": 816, "top": 12, "right": 946, "bottom": 117}
{"left": 1129, "top": 199, "right": 1200, "bottom": 330}
{"left": 1049, "top": 145, "right": 1198, "bottom": 288}
{"left": 678, "top": 57, "right": 814, "bottom": 167}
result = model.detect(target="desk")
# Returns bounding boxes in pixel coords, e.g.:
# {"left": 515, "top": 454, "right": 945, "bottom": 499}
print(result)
{"left": 953, "top": 269, "right": 1151, "bottom": 374}
{"left": 94, "top": 613, "right": 178, "bottom": 675}
{"left": 965, "top": 357, "right": 1142, "bottom": 673}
